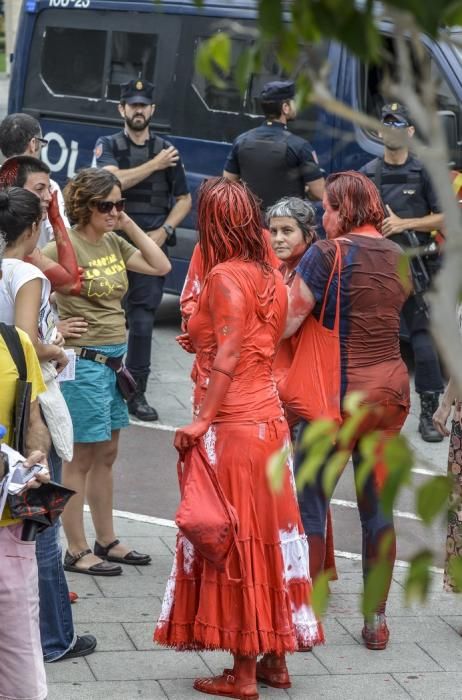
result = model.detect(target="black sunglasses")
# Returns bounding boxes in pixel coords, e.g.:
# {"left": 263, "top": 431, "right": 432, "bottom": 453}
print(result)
{"left": 35, "top": 136, "right": 49, "bottom": 146}
{"left": 95, "top": 199, "right": 126, "bottom": 214}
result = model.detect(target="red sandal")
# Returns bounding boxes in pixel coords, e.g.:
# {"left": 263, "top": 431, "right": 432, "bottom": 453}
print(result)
{"left": 256, "top": 655, "right": 291, "bottom": 689}
{"left": 193, "top": 674, "right": 258, "bottom": 699}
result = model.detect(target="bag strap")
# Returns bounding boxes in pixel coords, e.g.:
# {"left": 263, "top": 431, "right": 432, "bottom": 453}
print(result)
{"left": 319, "top": 240, "right": 342, "bottom": 331}
{"left": 0, "top": 323, "right": 27, "bottom": 380}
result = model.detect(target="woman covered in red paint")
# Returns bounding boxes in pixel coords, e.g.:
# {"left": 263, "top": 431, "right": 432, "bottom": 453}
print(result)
{"left": 154, "top": 178, "right": 323, "bottom": 700}
{"left": 285, "top": 172, "right": 410, "bottom": 650}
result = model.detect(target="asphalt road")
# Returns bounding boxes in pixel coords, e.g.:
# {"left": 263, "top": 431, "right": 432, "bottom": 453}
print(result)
{"left": 113, "top": 296, "right": 448, "bottom": 569}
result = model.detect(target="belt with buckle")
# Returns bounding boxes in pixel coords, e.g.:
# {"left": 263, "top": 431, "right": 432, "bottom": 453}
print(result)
{"left": 74, "top": 347, "right": 123, "bottom": 372}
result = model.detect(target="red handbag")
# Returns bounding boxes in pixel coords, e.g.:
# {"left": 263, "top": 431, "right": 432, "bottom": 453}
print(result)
{"left": 278, "top": 240, "right": 343, "bottom": 424}
{"left": 175, "top": 441, "right": 241, "bottom": 574}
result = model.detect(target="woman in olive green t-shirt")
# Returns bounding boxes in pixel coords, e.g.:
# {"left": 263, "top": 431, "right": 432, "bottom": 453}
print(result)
{"left": 44, "top": 168, "right": 170, "bottom": 576}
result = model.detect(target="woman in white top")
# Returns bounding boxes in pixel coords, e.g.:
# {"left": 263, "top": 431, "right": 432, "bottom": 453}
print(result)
{"left": 0, "top": 187, "right": 67, "bottom": 366}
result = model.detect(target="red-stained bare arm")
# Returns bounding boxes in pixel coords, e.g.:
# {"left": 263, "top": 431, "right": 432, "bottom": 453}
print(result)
{"left": 283, "top": 273, "right": 316, "bottom": 338}
{"left": 26, "top": 190, "right": 81, "bottom": 295}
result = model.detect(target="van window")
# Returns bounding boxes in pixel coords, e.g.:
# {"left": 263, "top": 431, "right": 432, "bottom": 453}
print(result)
{"left": 192, "top": 36, "right": 246, "bottom": 113}
{"left": 42, "top": 27, "right": 106, "bottom": 99}
{"left": 360, "top": 36, "right": 460, "bottom": 123}
{"left": 108, "top": 32, "right": 158, "bottom": 101}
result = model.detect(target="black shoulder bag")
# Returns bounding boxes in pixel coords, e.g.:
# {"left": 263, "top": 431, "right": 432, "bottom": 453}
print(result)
{"left": 0, "top": 323, "right": 32, "bottom": 454}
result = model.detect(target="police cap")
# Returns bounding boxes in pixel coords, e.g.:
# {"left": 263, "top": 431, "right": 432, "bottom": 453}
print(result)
{"left": 381, "top": 102, "right": 412, "bottom": 125}
{"left": 120, "top": 79, "right": 154, "bottom": 105}
{"left": 260, "top": 80, "right": 295, "bottom": 102}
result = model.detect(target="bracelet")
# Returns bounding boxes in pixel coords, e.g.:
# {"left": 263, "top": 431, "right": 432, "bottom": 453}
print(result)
{"left": 211, "top": 366, "right": 234, "bottom": 380}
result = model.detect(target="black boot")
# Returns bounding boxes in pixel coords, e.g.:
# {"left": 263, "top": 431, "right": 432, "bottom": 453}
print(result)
{"left": 418, "top": 392, "right": 443, "bottom": 442}
{"left": 127, "top": 373, "right": 159, "bottom": 421}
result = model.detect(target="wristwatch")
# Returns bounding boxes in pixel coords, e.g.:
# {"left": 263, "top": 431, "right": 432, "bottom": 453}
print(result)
{"left": 162, "top": 224, "right": 176, "bottom": 246}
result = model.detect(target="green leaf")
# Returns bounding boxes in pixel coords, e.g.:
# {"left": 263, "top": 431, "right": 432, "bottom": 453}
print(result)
{"left": 267, "top": 446, "right": 290, "bottom": 494}
{"left": 397, "top": 253, "right": 412, "bottom": 293}
{"left": 403, "top": 550, "right": 434, "bottom": 605}
{"left": 295, "top": 435, "right": 333, "bottom": 490}
{"left": 444, "top": 2, "right": 462, "bottom": 26}
{"left": 277, "top": 29, "right": 300, "bottom": 73}
{"left": 310, "top": 570, "right": 331, "bottom": 618}
{"left": 322, "top": 449, "right": 349, "bottom": 499}
{"left": 208, "top": 32, "right": 231, "bottom": 73}
{"left": 448, "top": 556, "right": 462, "bottom": 592}
{"left": 355, "top": 431, "right": 381, "bottom": 495}
{"left": 416, "top": 475, "right": 452, "bottom": 525}
{"left": 300, "top": 419, "right": 337, "bottom": 448}
{"left": 294, "top": 73, "right": 312, "bottom": 112}
{"left": 195, "top": 33, "right": 231, "bottom": 88}
{"left": 343, "top": 391, "right": 366, "bottom": 416}
{"left": 337, "top": 405, "right": 370, "bottom": 449}
{"left": 258, "top": 0, "right": 283, "bottom": 36}
{"left": 380, "top": 435, "right": 414, "bottom": 516}
{"left": 234, "top": 47, "right": 257, "bottom": 95}
{"left": 362, "top": 560, "right": 392, "bottom": 620}
{"left": 292, "top": 0, "right": 322, "bottom": 42}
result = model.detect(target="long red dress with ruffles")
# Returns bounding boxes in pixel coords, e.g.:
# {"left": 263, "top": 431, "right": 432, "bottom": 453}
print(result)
{"left": 154, "top": 260, "right": 324, "bottom": 655}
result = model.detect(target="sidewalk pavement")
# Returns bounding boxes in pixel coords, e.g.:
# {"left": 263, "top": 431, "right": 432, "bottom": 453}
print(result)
{"left": 47, "top": 512, "right": 461, "bottom": 700}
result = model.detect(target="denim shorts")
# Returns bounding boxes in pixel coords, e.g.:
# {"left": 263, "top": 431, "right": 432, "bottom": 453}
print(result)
{"left": 61, "top": 343, "right": 129, "bottom": 443}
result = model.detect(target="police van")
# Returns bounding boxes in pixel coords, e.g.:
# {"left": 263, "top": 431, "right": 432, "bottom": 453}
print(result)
{"left": 10, "top": 0, "right": 462, "bottom": 292}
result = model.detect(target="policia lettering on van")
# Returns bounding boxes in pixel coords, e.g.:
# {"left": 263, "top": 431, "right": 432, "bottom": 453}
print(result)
{"left": 223, "top": 81, "right": 325, "bottom": 210}
{"left": 94, "top": 79, "right": 192, "bottom": 422}
{"left": 360, "top": 103, "right": 445, "bottom": 444}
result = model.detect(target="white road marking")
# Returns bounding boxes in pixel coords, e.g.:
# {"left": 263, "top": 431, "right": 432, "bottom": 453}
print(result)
{"left": 129, "top": 422, "right": 442, "bottom": 477}
{"left": 333, "top": 549, "right": 443, "bottom": 574}
{"left": 331, "top": 498, "right": 420, "bottom": 521}
{"left": 412, "top": 466, "right": 443, "bottom": 476}
{"left": 129, "top": 418, "right": 177, "bottom": 432}
{"left": 85, "top": 506, "right": 442, "bottom": 572}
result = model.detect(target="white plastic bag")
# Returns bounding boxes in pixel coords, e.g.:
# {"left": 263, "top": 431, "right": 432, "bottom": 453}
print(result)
{"left": 38, "top": 361, "right": 74, "bottom": 462}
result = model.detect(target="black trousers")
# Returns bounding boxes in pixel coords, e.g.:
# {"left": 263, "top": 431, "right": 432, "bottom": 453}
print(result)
{"left": 401, "top": 295, "right": 444, "bottom": 395}
{"left": 124, "top": 270, "right": 165, "bottom": 376}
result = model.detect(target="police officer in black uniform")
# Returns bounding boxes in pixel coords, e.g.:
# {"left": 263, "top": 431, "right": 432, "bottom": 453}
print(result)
{"left": 361, "top": 103, "right": 445, "bottom": 442}
{"left": 223, "top": 80, "right": 325, "bottom": 208}
{"left": 94, "top": 79, "right": 192, "bottom": 421}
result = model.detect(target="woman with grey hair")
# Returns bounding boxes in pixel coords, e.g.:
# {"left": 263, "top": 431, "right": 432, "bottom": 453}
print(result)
{"left": 267, "top": 196, "right": 337, "bottom": 583}
{"left": 266, "top": 197, "right": 317, "bottom": 285}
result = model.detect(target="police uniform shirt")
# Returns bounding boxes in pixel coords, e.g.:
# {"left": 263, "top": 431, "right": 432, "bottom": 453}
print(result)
{"left": 224, "top": 121, "right": 324, "bottom": 185}
{"left": 94, "top": 133, "right": 189, "bottom": 231}
{"left": 360, "top": 155, "right": 441, "bottom": 247}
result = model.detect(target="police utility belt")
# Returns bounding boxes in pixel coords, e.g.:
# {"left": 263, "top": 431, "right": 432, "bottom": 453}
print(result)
{"left": 74, "top": 348, "right": 136, "bottom": 401}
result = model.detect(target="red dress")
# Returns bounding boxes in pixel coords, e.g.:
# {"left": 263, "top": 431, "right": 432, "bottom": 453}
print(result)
{"left": 154, "top": 260, "right": 324, "bottom": 654}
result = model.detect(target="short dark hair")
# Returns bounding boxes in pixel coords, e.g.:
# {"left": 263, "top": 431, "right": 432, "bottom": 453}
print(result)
{"left": 0, "top": 113, "right": 41, "bottom": 157}
{"left": 261, "top": 99, "right": 287, "bottom": 120}
{"left": 0, "top": 187, "right": 43, "bottom": 246}
{"left": 14, "top": 157, "right": 51, "bottom": 189}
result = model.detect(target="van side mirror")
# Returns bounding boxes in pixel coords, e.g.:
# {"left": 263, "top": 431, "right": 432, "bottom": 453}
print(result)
{"left": 438, "top": 110, "right": 461, "bottom": 169}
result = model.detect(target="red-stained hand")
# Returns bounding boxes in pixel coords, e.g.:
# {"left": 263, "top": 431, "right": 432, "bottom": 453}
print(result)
{"left": 175, "top": 332, "right": 195, "bottom": 354}
{"left": 174, "top": 419, "right": 209, "bottom": 453}
{"left": 47, "top": 189, "right": 61, "bottom": 227}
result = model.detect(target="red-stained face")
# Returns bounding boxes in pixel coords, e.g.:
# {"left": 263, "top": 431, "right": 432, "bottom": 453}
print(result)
{"left": 322, "top": 192, "right": 341, "bottom": 239}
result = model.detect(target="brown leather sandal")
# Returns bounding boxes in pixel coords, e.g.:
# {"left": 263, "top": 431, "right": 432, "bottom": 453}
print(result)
{"left": 63, "top": 549, "right": 122, "bottom": 576}
{"left": 94, "top": 538, "right": 151, "bottom": 566}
